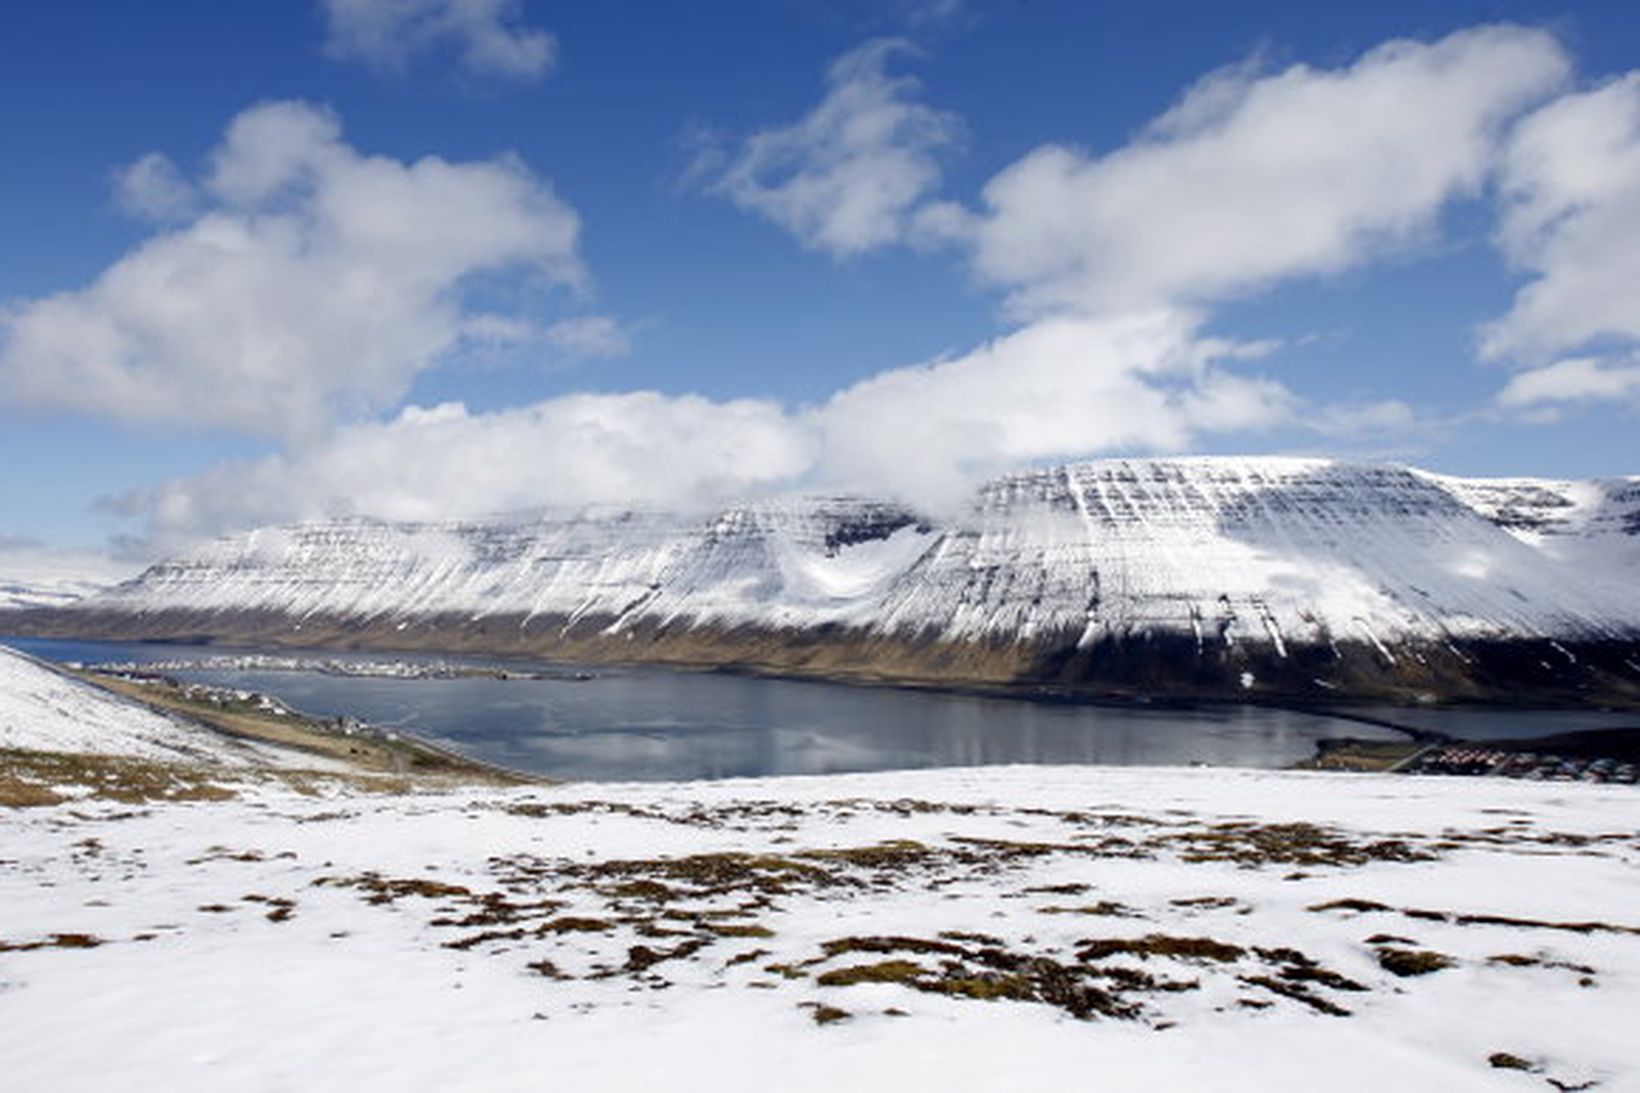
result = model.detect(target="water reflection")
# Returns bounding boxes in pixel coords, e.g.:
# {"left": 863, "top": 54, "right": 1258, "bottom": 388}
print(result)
{"left": 23, "top": 637, "right": 1614, "bottom": 780}
{"left": 209, "top": 671, "right": 1381, "bottom": 780}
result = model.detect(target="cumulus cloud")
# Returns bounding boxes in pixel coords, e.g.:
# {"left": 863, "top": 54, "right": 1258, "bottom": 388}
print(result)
{"left": 813, "top": 311, "right": 1294, "bottom": 506}
{"left": 119, "top": 395, "right": 816, "bottom": 545}
{"left": 120, "top": 311, "right": 1302, "bottom": 542}
{"left": 319, "top": 0, "right": 555, "bottom": 81}
{"left": 751, "top": 25, "right": 1563, "bottom": 504}
{"left": 1496, "top": 356, "right": 1640, "bottom": 409}
{"left": 112, "top": 153, "right": 197, "bottom": 222}
{"left": 922, "top": 25, "right": 1568, "bottom": 317}
{"left": 1482, "top": 73, "right": 1640, "bottom": 364}
{"left": 0, "top": 100, "right": 583, "bottom": 440}
{"left": 77, "top": 25, "right": 1604, "bottom": 548}
{"left": 705, "top": 39, "right": 960, "bottom": 256}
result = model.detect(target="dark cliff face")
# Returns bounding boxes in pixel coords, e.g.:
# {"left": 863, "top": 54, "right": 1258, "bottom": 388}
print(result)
{"left": 8, "top": 605, "right": 1639, "bottom": 708}
{"left": 4, "top": 458, "right": 1639, "bottom": 705}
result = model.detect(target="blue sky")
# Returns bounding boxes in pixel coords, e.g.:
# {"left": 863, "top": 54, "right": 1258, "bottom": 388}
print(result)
{"left": 2, "top": 0, "right": 1638, "bottom": 556}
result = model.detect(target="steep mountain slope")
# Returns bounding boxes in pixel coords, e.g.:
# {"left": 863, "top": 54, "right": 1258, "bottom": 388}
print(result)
{"left": 7, "top": 458, "right": 1639, "bottom": 703}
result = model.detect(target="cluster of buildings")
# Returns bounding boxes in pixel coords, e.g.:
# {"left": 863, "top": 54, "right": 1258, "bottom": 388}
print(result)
{"left": 1404, "top": 746, "right": 1637, "bottom": 784}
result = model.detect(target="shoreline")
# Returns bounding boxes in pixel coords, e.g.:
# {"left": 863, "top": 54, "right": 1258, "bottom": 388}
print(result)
{"left": 10, "top": 636, "right": 1639, "bottom": 787}
{"left": 6, "top": 605, "right": 1640, "bottom": 711}
{"left": 69, "top": 666, "right": 543, "bottom": 787}
{"left": 12, "top": 630, "right": 1640, "bottom": 720}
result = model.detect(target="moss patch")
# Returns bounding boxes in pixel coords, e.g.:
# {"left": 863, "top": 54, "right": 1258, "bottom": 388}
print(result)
{"left": 538, "top": 916, "right": 614, "bottom": 934}
{"left": 817, "top": 960, "right": 926, "bottom": 987}
{"left": 1038, "top": 901, "right": 1142, "bottom": 918}
{"left": 1163, "top": 822, "right": 1434, "bottom": 868}
{"left": 316, "top": 873, "right": 475, "bottom": 905}
{"left": 582, "top": 852, "right": 835, "bottom": 899}
{"left": 0, "top": 933, "right": 105, "bottom": 953}
{"left": 1376, "top": 948, "right": 1453, "bottom": 977}
{"left": 1077, "top": 934, "right": 1245, "bottom": 963}
{"left": 803, "top": 934, "right": 1165, "bottom": 1020}
{"left": 705, "top": 923, "right": 774, "bottom": 939}
{"left": 1239, "top": 974, "right": 1352, "bottom": 1016}
{"left": 0, "top": 748, "right": 236, "bottom": 806}
{"left": 1312, "top": 897, "right": 1640, "bottom": 937}
{"left": 798, "top": 840, "right": 934, "bottom": 869}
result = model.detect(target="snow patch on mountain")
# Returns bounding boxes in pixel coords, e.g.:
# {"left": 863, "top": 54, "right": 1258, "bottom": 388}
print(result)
{"left": 1424, "top": 470, "right": 1640, "bottom": 582}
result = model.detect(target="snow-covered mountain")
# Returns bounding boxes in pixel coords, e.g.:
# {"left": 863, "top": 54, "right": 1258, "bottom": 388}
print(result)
{"left": 7, "top": 458, "right": 1639, "bottom": 702}
{"left": 0, "top": 545, "right": 133, "bottom": 609}
{"left": 0, "top": 574, "right": 121, "bottom": 610}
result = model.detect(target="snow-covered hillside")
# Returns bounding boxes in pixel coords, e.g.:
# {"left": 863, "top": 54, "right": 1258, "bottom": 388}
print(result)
{"left": 3, "top": 764, "right": 1636, "bottom": 1091}
{"left": 0, "top": 644, "right": 310, "bottom": 767}
{"left": 10, "top": 458, "right": 1640, "bottom": 699}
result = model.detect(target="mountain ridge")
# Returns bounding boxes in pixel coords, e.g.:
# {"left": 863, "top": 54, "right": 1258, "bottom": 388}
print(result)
{"left": 6, "top": 457, "right": 1639, "bottom": 705}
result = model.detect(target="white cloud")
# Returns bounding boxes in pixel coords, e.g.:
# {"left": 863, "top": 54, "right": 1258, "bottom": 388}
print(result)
{"left": 0, "top": 100, "right": 583, "bottom": 440}
{"left": 74, "top": 25, "right": 1605, "bottom": 548}
{"left": 458, "top": 312, "right": 539, "bottom": 347}
{"left": 812, "top": 311, "right": 1293, "bottom": 507}
{"left": 120, "top": 394, "right": 816, "bottom": 546}
{"left": 707, "top": 39, "right": 960, "bottom": 257}
{"left": 545, "top": 315, "right": 631, "bottom": 359}
{"left": 795, "top": 27, "right": 1569, "bottom": 502}
{"left": 903, "top": 0, "right": 967, "bottom": 28}
{"left": 319, "top": 0, "right": 556, "bottom": 82}
{"left": 1482, "top": 73, "right": 1640, "bottom": 363}
{"left": 925, "top": 25, "right": 1569, "bottom": 318}
{"left": 1496, "top": 356, "right": 1640, "bottom": 408}
{"left": 112, "top": 153, "right": 197, "bottom": 222}
{"left": 125, "top": 310, "right": 1297, "bottom": 542}
{"left": 1307, "top": 399, "right": 1419, "bottom": 438}
{"left": 455, "top": 313, "right": 630, "bottom": 365}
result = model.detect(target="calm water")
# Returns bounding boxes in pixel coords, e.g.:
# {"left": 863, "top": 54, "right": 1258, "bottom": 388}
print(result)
{"left": 9, "top": 637, "right": 1633, "bottom": 781}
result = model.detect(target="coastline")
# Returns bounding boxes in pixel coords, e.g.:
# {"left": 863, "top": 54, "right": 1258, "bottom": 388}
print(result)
{"left": 11, "top": 634, "right": 1640, "bottom": 787}
{"left": 7, "top": 611, "right": 1640, "bottom": 713}
{"left": 66, "top": 665, "right": 543, "bottom": 787}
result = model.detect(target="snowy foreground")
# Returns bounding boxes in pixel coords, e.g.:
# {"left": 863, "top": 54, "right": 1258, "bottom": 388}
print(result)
{"left": 5, "top": 753, "right": 1638, "bottom": 1091}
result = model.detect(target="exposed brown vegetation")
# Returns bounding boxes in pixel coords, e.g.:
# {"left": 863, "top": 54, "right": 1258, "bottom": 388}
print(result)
{"left": 1376, "top": 948, "right": 1453, "bottom": 977}
{"left": 1310, "top": 897, "right": 1640, "bottom": 936}
{"left": 1, "top": 748, "right": 236, "bottom": 806}
{"left": 1077, "top": 935, "right": 1245, "bottom": 962}
{"left": 0, "top": 933, "right": 105, "bottom": 953}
